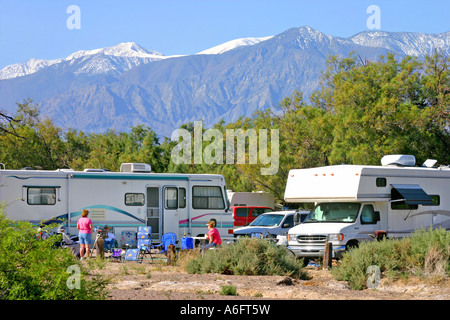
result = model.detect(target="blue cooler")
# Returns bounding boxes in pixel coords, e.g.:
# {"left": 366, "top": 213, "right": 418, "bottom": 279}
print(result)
{"left": 181, "top": 237, "right": 194, "bottom": 250}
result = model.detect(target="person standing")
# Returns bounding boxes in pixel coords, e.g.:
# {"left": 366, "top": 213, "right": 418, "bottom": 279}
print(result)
{"left": 77, "top": 209, "right": 93, "bottom": 260}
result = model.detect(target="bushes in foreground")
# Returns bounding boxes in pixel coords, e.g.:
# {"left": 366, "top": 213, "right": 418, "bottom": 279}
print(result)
{"left": 0, "top": 211, "right": 109, "bottom": 300}
{"left": 184, "top": 238, "right": 308, "bottom": 279}
{"left": 331, "top": 228, "right": 449, "bottom": 290}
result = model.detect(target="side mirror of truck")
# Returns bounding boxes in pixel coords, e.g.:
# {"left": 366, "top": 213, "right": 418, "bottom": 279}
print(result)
{"left": 374, "top": 211, "right": 380, "bottom": 222}
{"left": 293, "top": 212, "right": 299, "bottom": 226}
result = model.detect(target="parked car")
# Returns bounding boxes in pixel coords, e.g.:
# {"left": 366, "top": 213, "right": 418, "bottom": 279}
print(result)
{"left": 231, "top": 206, "right": 274, "bottom": 227}
{"left": 233, "top": 210, "right": 309, "bottom": 240}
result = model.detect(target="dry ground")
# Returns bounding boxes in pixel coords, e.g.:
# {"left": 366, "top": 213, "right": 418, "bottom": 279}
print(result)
{"left": 83, "top": 255, "right": 449, "bottom": 301}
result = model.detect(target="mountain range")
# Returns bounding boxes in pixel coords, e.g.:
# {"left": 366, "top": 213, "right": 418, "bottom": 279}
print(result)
{"left": 0, "top": 26, "right": 448, "bottom": 136}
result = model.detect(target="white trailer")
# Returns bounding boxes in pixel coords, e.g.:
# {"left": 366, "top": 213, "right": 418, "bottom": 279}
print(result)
{"left": 285, "top": 155, "right": 450, "bottom": 260}
{"left": 227, "top": 191, "right": 275, "bottom": 208}
{"left": 0, "top": 163, "right": 233, "bottom": 245}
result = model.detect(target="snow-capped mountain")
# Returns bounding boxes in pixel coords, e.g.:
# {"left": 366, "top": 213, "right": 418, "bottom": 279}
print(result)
{"left": 0, "top": 42, "right": 169, "bottom": 80}
{"left": 349, "top": 30, "right": 450, "bottom": 57}
{"left": 0, "top": 26, "right": 448, "bottom": 136}
{"left": 196, "top": 36, "right": 273, "bottom": 55}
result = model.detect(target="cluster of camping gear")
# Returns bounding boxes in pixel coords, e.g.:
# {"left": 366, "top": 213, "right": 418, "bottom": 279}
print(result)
{"left": 38, "top": 223, "right": 197, "bottom": 264}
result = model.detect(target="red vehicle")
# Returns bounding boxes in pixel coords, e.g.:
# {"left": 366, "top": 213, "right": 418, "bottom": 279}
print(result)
{"left": 231, "top": 206, "right": 274, "bottom": 227}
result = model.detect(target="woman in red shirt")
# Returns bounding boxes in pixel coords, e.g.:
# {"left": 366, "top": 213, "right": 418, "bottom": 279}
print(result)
{"left": 201, "top": 219, "right": 221, "bottom": 256}
{"left": 77, "top": 209, "right": 93, "bottom": 260}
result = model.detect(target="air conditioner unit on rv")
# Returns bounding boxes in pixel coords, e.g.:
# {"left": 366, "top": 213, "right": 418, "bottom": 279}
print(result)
{"left": 381, "top": 155, "right": 416, "bottom": 167}
{"left": 120, "top": 163, "right": 152, "bottom": 173}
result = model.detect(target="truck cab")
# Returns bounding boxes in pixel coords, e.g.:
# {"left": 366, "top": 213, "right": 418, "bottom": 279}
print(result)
{"left": 287, "top": 202, "right": 381, "bottom": 259}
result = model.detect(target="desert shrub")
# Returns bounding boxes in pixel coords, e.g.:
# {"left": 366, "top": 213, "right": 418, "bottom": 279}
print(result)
{"left": 185, "top": 238, "right": 308, "bottom": 279}
{"left": 331, "top": 228, "right": 449, "bottom": 290}
{"left": 220, "top": 284, "right": 238, "bottom": 296}
{"left": 0, "top": 210, "right": 109, "bottom": 300}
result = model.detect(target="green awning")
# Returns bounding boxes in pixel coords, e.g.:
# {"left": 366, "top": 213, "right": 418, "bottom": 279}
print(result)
{"left": 391, "top": 184, "right": 433, "bottom": 205}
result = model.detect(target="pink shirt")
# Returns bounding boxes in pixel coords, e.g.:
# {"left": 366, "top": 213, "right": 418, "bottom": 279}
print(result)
{"left": 207, "top": 228, "right": 222, "bottom": 245}
{"left": 77, "top": 217, "right": 93, "bottom": 234}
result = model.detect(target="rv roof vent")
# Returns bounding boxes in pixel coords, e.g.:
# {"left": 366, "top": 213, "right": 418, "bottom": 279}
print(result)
{"left": 381, "top": 155, "right": 416, "bottom": 167}
{"left": 422, "top": 159, "right": 437, "bottom": 168}
{"left": 120, "top": 163, "right": 151, "bottom": 173}
{"left": 83, "top": 168, "right": 106, "bottom": 172}
{"left": 55, "top": 168, "right": 75, "bottom": 172}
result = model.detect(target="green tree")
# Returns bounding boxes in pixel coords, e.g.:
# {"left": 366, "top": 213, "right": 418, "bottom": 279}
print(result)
{"left": 0, "top": 99, "right": 65, "bottom": 170}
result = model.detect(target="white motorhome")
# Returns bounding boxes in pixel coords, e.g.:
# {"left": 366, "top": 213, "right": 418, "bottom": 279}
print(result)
{"left": 285, "top": 155, "right": 449, "bottom": 260}
{"left": 0, "top": 163, "right": 233, "bottom": 245}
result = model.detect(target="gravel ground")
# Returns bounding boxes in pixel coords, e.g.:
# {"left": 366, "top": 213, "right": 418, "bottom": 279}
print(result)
{"left": 83, "top": 257, "right": 450, "bottom": 301}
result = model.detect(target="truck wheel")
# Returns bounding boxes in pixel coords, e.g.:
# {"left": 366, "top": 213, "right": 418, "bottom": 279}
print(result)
{"left": 346, "top": 240, "right": 359, "bottom": 251}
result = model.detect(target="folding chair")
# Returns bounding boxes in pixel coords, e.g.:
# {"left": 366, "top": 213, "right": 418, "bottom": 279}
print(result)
{"left": 124, "top": 249, "right": 139, "bottom": 262}
{"left": 154, "top": 232, "right": 177, "bottom": 254}
{"left": 137, "top": 226, "right": 153, "bottom": 262}
{"left": 110, "top": 248, "right": 123, "bottom": 262}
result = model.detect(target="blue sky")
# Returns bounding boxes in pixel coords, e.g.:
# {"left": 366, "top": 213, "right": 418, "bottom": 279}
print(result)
{"left": 0, "top": 0, "right": 449, "bottom": 68}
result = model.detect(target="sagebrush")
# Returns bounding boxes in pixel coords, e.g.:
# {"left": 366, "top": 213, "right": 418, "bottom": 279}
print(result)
{"left": 331, "top": 228, "right": 449, "bottom": 290}
{"left": 184, "top": 238, "right": 308, "bottom": 279}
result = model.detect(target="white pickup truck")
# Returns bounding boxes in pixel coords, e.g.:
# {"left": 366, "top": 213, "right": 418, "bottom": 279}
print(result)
{"left": 233, "top": 210, "right": 309, "bottom": 241}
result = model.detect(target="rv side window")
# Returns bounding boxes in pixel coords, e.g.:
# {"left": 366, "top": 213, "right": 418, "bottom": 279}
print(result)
{"left": 125, "top": 193, "right": 145, "bottom": 206}
{"left": 376, "top": 178, "right": 387, "bottom": 187}
{"left": 165, "top": 187, "right": 178, "bottom": 209}
{"left": 192, "top": 186, "right": 225, "bottom": 209}
{"left": 179, "top": 188, "right": 186, "bottom": 208}
{"left": 391, "top": 202, "right": 418, "bottom": 210}
{"left": 360, "top": 204, "right": 378, "bottom": 224}
{"left": 423, "top": 195, "right": 440, "bottom": 206}
{"left": 27, "top": 187, "right": 57, "bottom": 205}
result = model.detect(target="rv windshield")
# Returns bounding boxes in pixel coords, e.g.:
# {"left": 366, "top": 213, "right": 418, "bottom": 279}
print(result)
{"left": 249, "top": 214, "right": 283, "bottom": 227}
{"left": 304, "top": 203, "right": 360, "bottom": 223}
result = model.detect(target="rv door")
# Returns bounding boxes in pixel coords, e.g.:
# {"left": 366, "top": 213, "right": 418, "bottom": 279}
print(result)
{"left": 146, "top": 186, "right": 161, "bottom": 241}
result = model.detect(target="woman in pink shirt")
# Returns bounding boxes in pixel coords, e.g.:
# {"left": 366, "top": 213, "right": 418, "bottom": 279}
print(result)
{"left": 77, "top": 209, "right": 93, "bottom": 260}
{"left": 201, "top": 219, "right": 222, "bottom": 256}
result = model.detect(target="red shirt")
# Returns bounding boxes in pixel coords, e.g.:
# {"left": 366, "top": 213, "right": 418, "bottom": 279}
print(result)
{"left": 207, "top": 228, "right": 222, "bottom": 245}
{"left": 77, "top": 217, "right": 92, "bottom": 234}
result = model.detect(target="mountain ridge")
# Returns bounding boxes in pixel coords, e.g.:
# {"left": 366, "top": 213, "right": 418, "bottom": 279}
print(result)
{"left": 0, "top": 26, "right": 448, "bottom": 136}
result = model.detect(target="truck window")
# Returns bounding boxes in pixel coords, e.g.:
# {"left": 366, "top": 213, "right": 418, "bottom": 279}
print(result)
{"left": 304, "top": 203, "right": 360, "bottom": 223}
{"left": 283, "top": 215, "right": 294, "bottom": 228}
{"left": 27, "top": 187, "right": 57, "bottom": 205}
{"left": 252, "top": 208, "right": 271, "bottom": 217}
{"left": 192, "top": 186, "right": 225, "bottom": 209}
{"left": 360, "top": 204, "right": 378, "bottom": 224}
{"left": 235, "top": 207, "right": 250, "bottom": 217}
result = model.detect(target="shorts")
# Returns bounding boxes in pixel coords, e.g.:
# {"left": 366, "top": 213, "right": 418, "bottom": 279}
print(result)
{"left": 79, "top": 232, "right": 92, "bottom": 245}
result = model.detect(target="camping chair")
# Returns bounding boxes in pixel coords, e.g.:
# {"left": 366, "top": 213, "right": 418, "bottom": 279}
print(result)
{"left": 137, "top": 226, "right": 153, "bottom": 262}
{"left": 110, "top": 248, "right": 123, "bottom": 262}
{"left": 124, "top": 248, "right": 140, "bottom": 262}
{"left": 154, "top": 232, "right": 177, "bottom": 254}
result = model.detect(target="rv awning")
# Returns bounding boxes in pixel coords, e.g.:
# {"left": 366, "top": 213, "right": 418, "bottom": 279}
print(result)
{"left": 391, "top": 184, "right": 433, "bottom": 205}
